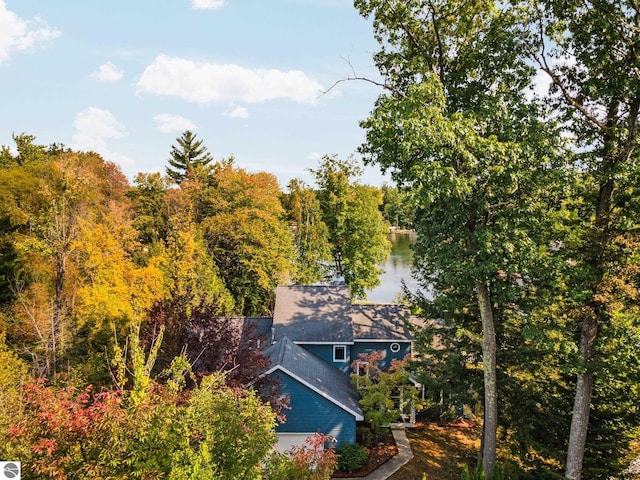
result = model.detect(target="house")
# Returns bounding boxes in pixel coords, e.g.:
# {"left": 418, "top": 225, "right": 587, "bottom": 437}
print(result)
{"left": 259, "top": 285, "right": 417, "bottom": 450}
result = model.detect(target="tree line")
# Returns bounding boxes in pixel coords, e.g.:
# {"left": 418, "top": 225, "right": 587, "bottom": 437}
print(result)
{"left": 0, "top": 131, "right": 392, "bottom": 478}
{"left": 0, "top": 132, "right": 392, "bottom": 379}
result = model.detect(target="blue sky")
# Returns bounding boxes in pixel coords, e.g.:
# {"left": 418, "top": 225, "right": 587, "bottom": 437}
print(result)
{"left": 0, "top": 0, "right": 391, "bottom": 187}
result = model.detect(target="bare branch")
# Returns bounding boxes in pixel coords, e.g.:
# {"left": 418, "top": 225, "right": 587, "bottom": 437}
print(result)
{"left": 319, "top": 56, "right": 399, "bottom": 99}
{"left": 320, "top": 75, "right": 391, "bottom": 99}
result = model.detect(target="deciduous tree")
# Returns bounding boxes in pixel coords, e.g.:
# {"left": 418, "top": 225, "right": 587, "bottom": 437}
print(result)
{"left": 351, "top": 351, "right": 420, "bottom": 437}
{"left": 200, "top": 161, "right": 297, "bottom": 315}
{"left": 127, "top": 172, "right": 170, "bottom": 245}
{"left": 354, "top": 1, "right": 562, "bottom": 474}
{"left": 356, "top": 1, "right": 640, "bottom": 477}
{"left": 284, "top": 178, "right": 333, "bottom": 284}
{"left": 310, "top": 155, "right": 390, "bottom": 298}
{"left": 514, "top": 2, "right": 640, "bottom": 477}
{"left": 2, "top": 332, "right": 278, "bottom": 480}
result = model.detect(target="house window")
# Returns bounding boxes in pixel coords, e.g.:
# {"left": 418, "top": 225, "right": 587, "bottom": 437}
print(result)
{"left": 333, "top": 345, "right": 348, "bottom": 362}
{"left": 390, "top": 342, "right": 401, "bottom": 353}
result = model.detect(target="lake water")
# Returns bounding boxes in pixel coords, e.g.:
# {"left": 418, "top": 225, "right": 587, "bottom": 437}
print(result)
{"left": 366, "top": 232, "right": 419, "bottom": 303}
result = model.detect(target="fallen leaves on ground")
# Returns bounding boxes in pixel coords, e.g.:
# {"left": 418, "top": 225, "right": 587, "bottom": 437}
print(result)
{"left": 388, "top": 421, "right": 481, "bottom": 480}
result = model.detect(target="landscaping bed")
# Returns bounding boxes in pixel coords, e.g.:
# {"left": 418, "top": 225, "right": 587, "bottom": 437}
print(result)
{"left": 332, "top": 427, "right": 398, "bottom": 478}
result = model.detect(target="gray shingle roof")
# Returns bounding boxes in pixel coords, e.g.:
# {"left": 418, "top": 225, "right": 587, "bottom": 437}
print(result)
{"left": 273, "top": 285, "right": 415, "bottom": 343}
{"left": 351, "top": 304, "right": 415, "bottom": 341}
{"left": 272, "top": 285, "right": 353, "bottom": 343}
{"left": 263, "top": 337, "right": 363, "bottom": 420}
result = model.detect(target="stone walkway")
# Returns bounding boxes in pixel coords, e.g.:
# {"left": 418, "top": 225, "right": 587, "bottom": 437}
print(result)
{"left": 339, "top": 424, "right": 414, "bottom": 480}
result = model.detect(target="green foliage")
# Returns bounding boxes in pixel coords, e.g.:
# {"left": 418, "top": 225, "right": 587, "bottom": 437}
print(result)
{"left": 353, "top": 0, "right": 640, "bottom": 477}
{"left": 459, "top": 463, "right": 522, "bottom": 480}
{"left": 310, "top": 155, "right": 390, "bottom": 298}
{"left": 199, "top": 161, "right": 297, "bottom": 315}
{"left": 166, "top": 130, "right": 213, "bottom": 184}
{"left": 357, "top": 424, "right": 376, "bottom": 446}
{"left": 284, "top": 178, "right": 333, "bottom": 284}
{"left": 127, "top": 172, "right": 170, "bottom": 244}
{"left": 171, "top": 373, "right": 277, "bottom": 480}
{"left": 0, "top": 333, "right": 28, "bottom": 434}
{"left": 351, "top": 351, "right": 420, "bottom": 435}
{"left": 161, "top": 214, "right": 234, "bottom": 315}
{"left": 381, "top": 183, "right": 413, "bottom": 229}
{"left": 356, "top": 13, "right": 558, "bottom": 467}
{"left": 1, "top": 330, "right": 278, "bottom": 479}
{"left": 336, "top": 443, "right": 368, "bottom": 473}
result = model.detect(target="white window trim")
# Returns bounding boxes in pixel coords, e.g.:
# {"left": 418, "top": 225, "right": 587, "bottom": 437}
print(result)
{"left": 390, "top": 342, "right": 401, "bottom": 353}
{"left": 333, "top": 344, "right": 349, "bottom": 362}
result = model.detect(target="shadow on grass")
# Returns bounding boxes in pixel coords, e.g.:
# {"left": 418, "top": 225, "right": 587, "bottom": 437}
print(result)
{"left": 388, "top": 421, "right": 481, "bottom": 480}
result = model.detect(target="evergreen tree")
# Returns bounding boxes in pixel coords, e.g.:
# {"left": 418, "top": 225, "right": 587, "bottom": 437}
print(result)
{"left": 165, "top": 130, "right": 213, "bottom": 184}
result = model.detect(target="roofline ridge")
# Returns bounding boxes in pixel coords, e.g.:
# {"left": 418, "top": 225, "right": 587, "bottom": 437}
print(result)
{"left": 278, "top": 336, "right": 290, "bottom": 365}
{"left": 275, "top": 365, "right": 364, "bottom": 421}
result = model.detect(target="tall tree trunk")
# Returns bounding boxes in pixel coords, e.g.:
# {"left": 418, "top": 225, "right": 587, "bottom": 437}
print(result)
{"left": 565, "top": 314, "right": 597, "bottom": 480}
{"left": 50, "top": 251, "right": 66, "bottom": 376}
{"left": 477, "top": 280, "right": 497, "bottom": 476}
{"left": 565, "top": 100, "right": 624, "bottom": 476}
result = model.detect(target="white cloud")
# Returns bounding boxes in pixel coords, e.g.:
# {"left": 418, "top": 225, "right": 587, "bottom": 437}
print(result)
{"left": 0, "top": 1, "right": 61, "bottom": 65}
{"left": 226, "top": 105, "right": 249, "bottom": 118}
{"left": 526, "top": 68, "right": 552, "bottom": 100}
{"left": 137, "top": 54, "right": 323, "bottom": 104}
{"left": 153, "top": 113, "right": 197, "bottom": 133}
{"left": 191, "top": 0, "right": 224, "bottom": 10}
{"left": 89, "top": 61, "right": 124, "bottom": 82}
{"left": 72, "top": 107, "right": 129, "bottom": 167}
{"left": 307, "top": 152, "right": 322, "bottom": 161}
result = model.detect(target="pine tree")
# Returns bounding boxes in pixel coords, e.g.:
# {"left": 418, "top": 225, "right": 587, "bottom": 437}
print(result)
{"left": 165, "top": 130, "right": 213, "bottom": 184}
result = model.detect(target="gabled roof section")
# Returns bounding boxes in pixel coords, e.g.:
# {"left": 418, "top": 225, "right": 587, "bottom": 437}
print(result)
{"left": 351, "top": 304, "right": 415, "bottom": 341}
{"left": 272, "top": 285, "right": 353, "bottom": 343}
{"left": 263, "top": 337, "right": 363, "bottom": 420}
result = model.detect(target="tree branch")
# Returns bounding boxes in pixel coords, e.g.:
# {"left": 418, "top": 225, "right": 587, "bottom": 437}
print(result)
{"left": 426, "top": 0, "right": 446, "bottom": 80}
{"left": 319, "top": 56, "right": 399, "bottom": 99}
{"left": 529, "top": 0, "right": 607, "bottom": 130}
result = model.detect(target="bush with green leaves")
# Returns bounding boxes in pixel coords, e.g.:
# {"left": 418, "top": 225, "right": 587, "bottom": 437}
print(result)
{"left": 336, "top": 443, "right": 368, "bottom": 473}
{"left": 356, "top": 424, "right": 376, "bottom": 446}
{"left": 1, "top": 329, "right": 278, "bottom": 479}
{"left": 351, "top": 351, "right": 420, "bottom": 437}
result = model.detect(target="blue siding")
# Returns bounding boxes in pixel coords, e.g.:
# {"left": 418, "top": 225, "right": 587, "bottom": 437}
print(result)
{"left": 273, "top": 370, "right": 357, "bottom": 446}
{"left": 300, "top": 344, "right": 352, "bottom": 373}
{"left": 351, "top": 341, "right": 412, "bottom": 370}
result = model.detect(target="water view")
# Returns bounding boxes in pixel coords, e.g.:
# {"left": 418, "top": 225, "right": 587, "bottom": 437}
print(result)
{"left": 366, "top": 231, "right": 419, "bottom": 303}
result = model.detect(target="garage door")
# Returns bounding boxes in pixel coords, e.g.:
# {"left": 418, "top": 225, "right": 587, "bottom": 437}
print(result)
{"left": 275, "top": 433, "right": 315, "bottom": 452}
